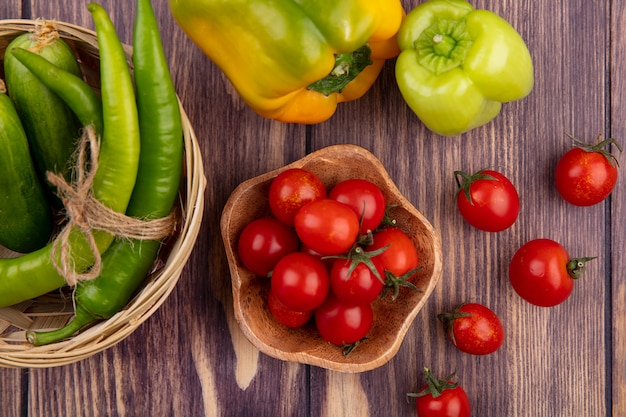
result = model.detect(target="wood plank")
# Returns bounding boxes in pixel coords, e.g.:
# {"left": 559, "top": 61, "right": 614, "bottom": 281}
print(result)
{"left": 0, "top": 2, "right": 22, "bottom": 20}
{"left": 611, "top": 0, "right": 626, "bottom": 415}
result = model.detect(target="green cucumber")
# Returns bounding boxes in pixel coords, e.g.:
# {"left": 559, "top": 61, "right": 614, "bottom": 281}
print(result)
{"left": 0, "top": 80, "right": 53, "bottom": 253}
{"left": 3, "top": 21, "right": 83, "bottom": 205}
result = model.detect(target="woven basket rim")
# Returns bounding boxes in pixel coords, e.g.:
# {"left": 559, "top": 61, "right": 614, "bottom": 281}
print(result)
{"left": 0, "top": 20, "right": 206, "bottom": 368}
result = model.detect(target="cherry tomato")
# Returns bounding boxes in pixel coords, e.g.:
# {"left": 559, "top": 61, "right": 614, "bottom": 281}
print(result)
{"left": 366, "top": 227, "right": 419, "bottom": 277}
{"left": 267, "top": 291, "right": 313, "bottom": 328}
{"left": 314, "top": 293, "right": 373, "bottom": 346}
{"left": 300, "top": 243, "right": 335, "bottom": 270}
{"left": 366, "top": 227, "right": 421, "bottom": 299}
{"left": 407, "top": 368, "right": 471, "bottom": 417}
{"left": 328, "top": 178, "right": 386, "bottom": 234}
{"left": 237, "top": 218, "right": 299, "bottom": 276}
{"left": 438, "top": 303, "right": 504, "bottom": 355}
{"left": 269, "top": 168, "right": 326, "bottom": 226}
{"left": 509, "top": 238, "right": 595, "bottom": 307}
{"left": 271, "top": 252, "right": 330, "bottom": 311}
{"left": 294, "top": 199, "right": 360, "bottom": 256}
{"left": 555, "top": 134, "right": 623, "bottom": 206}
{"left": 329, "top": 254, "right": 385, "bottom": 304}
{"left": 454, "top": 169, "right": 520, "bottom": 232}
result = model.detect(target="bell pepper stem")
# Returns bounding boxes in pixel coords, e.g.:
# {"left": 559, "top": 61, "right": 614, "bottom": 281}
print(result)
{"left": 307, "top": 44, "right": 373, "bottom": 95}
{"left": 26, "top": 304, "right": 97, "bottom": 346}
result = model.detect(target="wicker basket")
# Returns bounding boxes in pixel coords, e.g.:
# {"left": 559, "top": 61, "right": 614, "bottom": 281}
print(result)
{"left": 0, "top": 19, "right": 206, "bottom": 368}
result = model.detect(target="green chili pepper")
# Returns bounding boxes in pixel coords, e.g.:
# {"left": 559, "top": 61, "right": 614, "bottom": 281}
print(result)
{"left": 0, "top": 3, "right": 140, "bottom": 308}
{"left": 10, "top": 47, "right": 104, "bottom": 135}
{"left": 27, "top": 0, "right": 183, "bottom": 345}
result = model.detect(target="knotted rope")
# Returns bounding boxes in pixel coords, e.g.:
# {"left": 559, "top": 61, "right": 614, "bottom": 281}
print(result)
{"left": 48, "top": 126, "right": 177, "bottom": 286}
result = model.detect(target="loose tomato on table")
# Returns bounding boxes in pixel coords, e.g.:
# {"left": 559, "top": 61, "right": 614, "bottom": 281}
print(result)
{"left": 509, "top": 238, "right": 595, "bottom": 307}
{"left": 237, "top": 217, "right": 299, "bottom": 276}
{"left": 271, "top": 252, "right": 330, "bottom": 312}
{"left": 269, "top": 168, "right": 327, "bottom": 226}
{"left": 294, "top": 198, "right": 360, "bottom": 256}
{"left": 438, "top": 303, "right": 504, "bottom": 355}
{"left": 454, "top": 169, "right": 520, "bottom": 232}
{"left": 555, "top": 134, "right": 623, "bottom": 206}
{"left": 407, "top": 368, "right": 471, "bottom": 417}
{"left": 328, "top": 178, "right": 387, "bottom": 234}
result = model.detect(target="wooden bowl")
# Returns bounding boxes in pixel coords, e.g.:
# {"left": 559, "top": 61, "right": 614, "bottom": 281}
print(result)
{"left": 220, "top": 144, "right": 443, "bottom": 373}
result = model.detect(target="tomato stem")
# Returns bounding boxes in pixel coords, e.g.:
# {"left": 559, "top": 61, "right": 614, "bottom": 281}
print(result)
{"left": 342, "top": 337, "right": 367, "bottom": 356}
{"left": 566, "top": 256, "right": 597, "bottom": 279}
{"left": 381, "top": 266, "right": 423, "bottom": 300}
{"left": 565, "top": 132, "right": 623, "bottom": 168}
{"left": 407, "top": 368, "right": 460, "bottom": 399}
{"left": 437, "top": 310, "right": 473, "bottom": 346}
{"left": 323, "top": 245, "right": 389, "bottom": 284}
{"left": 454, "top": 169, "right": 498, "bottom": 205}
{"left": 378, "top": 204, "right": 400, "bottom": 230}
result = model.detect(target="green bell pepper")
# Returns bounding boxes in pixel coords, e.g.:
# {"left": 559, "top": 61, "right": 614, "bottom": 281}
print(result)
{"left": 395, "top": 0, "right": 534, "bottom": 136}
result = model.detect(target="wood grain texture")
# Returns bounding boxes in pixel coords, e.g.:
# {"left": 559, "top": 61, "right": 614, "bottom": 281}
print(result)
{"left": 611, "top": 0, "right": 625, "bottom": 416}
{"left": 0, "top": 0, "right": 621, "bottom": 416}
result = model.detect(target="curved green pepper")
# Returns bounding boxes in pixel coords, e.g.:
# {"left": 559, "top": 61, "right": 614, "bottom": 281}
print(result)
{"left": 27, "top": 0, "right": 183, "bottom": 345}
{"left": 0, "top": 3, "right": 140, "bottom": 307}
{"left": 395, "top": 0, "right": 534, "bottom": 136}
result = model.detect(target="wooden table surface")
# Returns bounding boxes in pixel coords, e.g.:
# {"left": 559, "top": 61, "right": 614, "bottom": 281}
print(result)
{"left": 1, "top": 1, "right": 624, "bottom": 416}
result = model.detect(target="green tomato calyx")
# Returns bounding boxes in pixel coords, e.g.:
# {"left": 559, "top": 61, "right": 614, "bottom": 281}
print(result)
{"left": 454, "top": 169, "right": 498, "bottom": 206}
{"left": 407, "top": 368, "right": 460, "bottom": 399}
{"left": 381, "top": 265, "right": 423, "bottom": 301}
{"left": 437, "top": 308, "right": 473, "bottom": 347}
{"left": 415, "top": 19, "right": 473, "bottom": 74}
{"left": 565, "top": 132, "right": 623, "bottom": 168}
{"left": 323, "top": 245, "right": 388, "bottom": 285}
{"left": 566, "top": 256, "right": 597, "bottom": 280}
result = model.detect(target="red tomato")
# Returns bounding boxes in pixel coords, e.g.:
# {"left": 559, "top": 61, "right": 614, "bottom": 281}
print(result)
{"left": 267, "top": 291, "right": 313, "bottom": 328}
{"left": 300, "top": 243, "right": 335, "bottom": 270}
{"left": 366, "top": 227, "right": 419, "bottom": 277}
{"left": 329, "top": 255, "right": 385, "bottom": 304}
{"left": 509, "top": 238, "right": 595, "bottom": 307}
{"left": 366, "top": 227, "right": 421, "bottom": 299}
{"left": 314, "top": 293, "right": 373, "bottom": 346}
{"left": 438, "top": 303, "right": 504, "bottom": 355}
{"left": 271, "top": 252, "right": 330, "bottom": 311}
{"left": 555, "top": 135, "right": 622, "bottom": 206}
{"left": 269, "top": 168, "right": 326, "bottom": 226}
{"left": 237, "top": 218, "right": 299, "bottom": 276}
{"left": 328, "top": 178, "right": 386, "bottom": 234}
{"left": 455, "top": 169, "right": 520, "bottom": 232}
{"left": 294, "top": 199, "right": 360, "bottom": 256}
{"left": 408, "top": 368, "right": 471, "bottom": 417}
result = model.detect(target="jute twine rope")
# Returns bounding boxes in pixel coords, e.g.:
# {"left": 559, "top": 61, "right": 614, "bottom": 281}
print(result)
{"left": 48, "top": 126, "right": 177, "bottom": 287}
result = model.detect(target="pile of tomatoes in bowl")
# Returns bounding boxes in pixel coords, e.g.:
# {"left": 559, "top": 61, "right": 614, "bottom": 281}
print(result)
{"left": 237, "top": 167, "right": 422, "bottom": 352}
{"left": 220, "top": 144, "right": 442, "bottom": 372}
